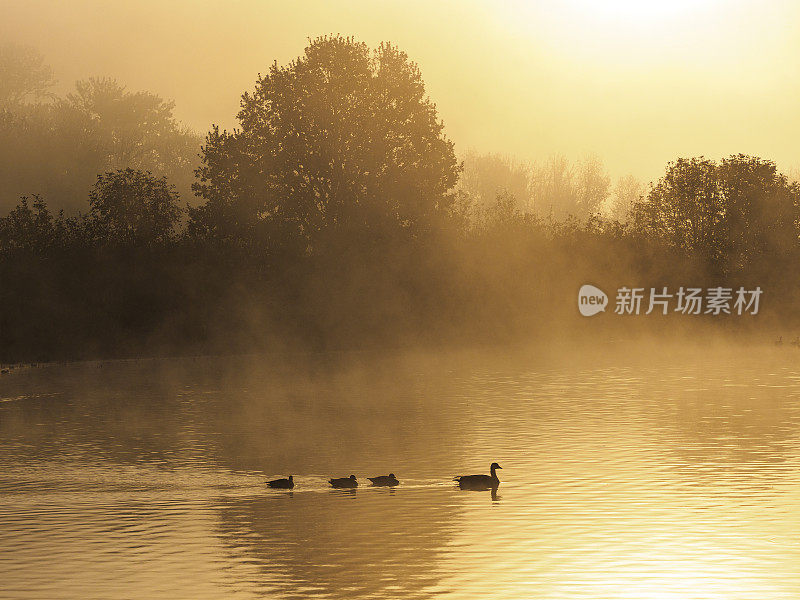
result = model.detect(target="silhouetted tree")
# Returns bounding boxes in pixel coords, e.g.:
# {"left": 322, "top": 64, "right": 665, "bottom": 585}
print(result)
{"left": 0, "top": 195, "right": 66, "bottom": 255}
{"left": 65, "top": 78, "right": 198, "bottom": 178}
{"left": 632, "top": 157, "right": 725, "bottom": 268}
{"left": 632, "top": 155, "right": 800, "bottom": 273}
{"left": 88, "top": 169, "right": 182, "bottom": 247}
{"left": 0, "top": 76, "right": 200, "bottom": 212}
{"left": 191, "top": 35, "right": 460, "bottom": 252}
{"left": 718, "top": 154, "right": 800, "bottom": 270}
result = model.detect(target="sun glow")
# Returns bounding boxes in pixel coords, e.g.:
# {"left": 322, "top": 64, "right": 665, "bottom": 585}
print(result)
{"left": 561, "top": 0, "right": 717, "bottom": 24}
{"left": 493, "top": 0, "right": 738, "bottom": 68}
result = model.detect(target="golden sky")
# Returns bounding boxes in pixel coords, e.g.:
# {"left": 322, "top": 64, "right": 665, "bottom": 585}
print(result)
{"left": 3, "top": 0, "right": 800, "bottom": 182}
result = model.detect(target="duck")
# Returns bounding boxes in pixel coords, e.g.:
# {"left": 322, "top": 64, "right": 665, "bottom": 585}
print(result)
{"left": 368, "top": 473, "right": 399, "bottom": 487}
{"left": 329, "top": 474, "right": 358, "bottom": 488}
{"left": 267, "top": 475, "right": 294, "bottom": 489}
{"left": 454, "top": 462, "right": 502, "bottom": 490}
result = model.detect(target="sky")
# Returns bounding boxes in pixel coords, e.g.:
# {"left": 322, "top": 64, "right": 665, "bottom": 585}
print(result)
{"left": 3, "top": 0, "right": 800, "bottom": 183}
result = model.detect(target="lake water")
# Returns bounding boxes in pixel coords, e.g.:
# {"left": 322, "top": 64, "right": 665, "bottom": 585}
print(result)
{"left": 2, "top": 344, "right": 800, "bottom": 599}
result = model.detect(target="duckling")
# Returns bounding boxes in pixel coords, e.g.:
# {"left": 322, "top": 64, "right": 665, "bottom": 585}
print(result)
{"left": 454, "top": 462, "right": 502, "bottom": 490}
{"left": 266, "top": 475, "right": 294, "bottom": 489}
{"left": 329, "top": 474, "right": 358, "bottom": 488}
{"left": 368, "top": 473, "right": 399, "bottom": 487}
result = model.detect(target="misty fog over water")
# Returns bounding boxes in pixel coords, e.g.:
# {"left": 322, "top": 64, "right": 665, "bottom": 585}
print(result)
{"left": 2, "top": 346, "right": 800, "bottom": 599}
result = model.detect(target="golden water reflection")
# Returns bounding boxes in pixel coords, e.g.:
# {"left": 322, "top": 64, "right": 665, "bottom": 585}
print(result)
{"left": 1, "top": 349, "right": 800, "bottom": 598}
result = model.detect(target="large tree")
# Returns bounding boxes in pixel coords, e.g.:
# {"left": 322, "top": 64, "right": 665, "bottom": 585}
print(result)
{"left": 632, "top": 154, "right": 800, "bottom": 273}
{"left": 190, "top": 35, "right": 460, "bottom": 251}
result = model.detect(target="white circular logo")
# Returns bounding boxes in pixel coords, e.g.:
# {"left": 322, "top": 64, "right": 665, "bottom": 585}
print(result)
{"left": 578, "top": 284, "right": 608, "bottom": 317}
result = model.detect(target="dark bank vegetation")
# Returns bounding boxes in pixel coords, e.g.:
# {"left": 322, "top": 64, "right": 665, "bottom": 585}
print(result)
{"left": 0, "top": 37, "right": 798, "bottom": 361}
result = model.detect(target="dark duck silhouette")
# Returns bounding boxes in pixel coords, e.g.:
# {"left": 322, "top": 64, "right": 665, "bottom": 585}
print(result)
{"left": 454, "top": 462, "right": 502, "bottom": 490}
{"left": 267, "top": 475, "right": 294, "bottom": 489}
{"left": 368, "top": 473, "right": 399, "bottom": 487}
{"left": 329, "top": 474, "right": 358, "bottom": 488}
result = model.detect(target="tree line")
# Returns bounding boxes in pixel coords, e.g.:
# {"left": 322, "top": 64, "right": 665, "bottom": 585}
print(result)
{"left": 0, "top": 36, "right": 797, "bottom": 361}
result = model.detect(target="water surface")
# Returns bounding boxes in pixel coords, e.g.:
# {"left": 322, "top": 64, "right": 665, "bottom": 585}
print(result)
{"left": 2, "top": 346, "right": 800, "bottom": 599}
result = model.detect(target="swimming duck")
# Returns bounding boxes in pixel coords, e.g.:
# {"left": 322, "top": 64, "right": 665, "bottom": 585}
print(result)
{"left": 329, "top": 474, "right": 358, "bottom": 488}
{"left": 454, "top": 462, "right": 502, "bottom": 490}
{"left": 368, "top": 473, "right": 399, "bottom": 486}
{"left": 267, "top": 475, "right": 294, "bottom": 489}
